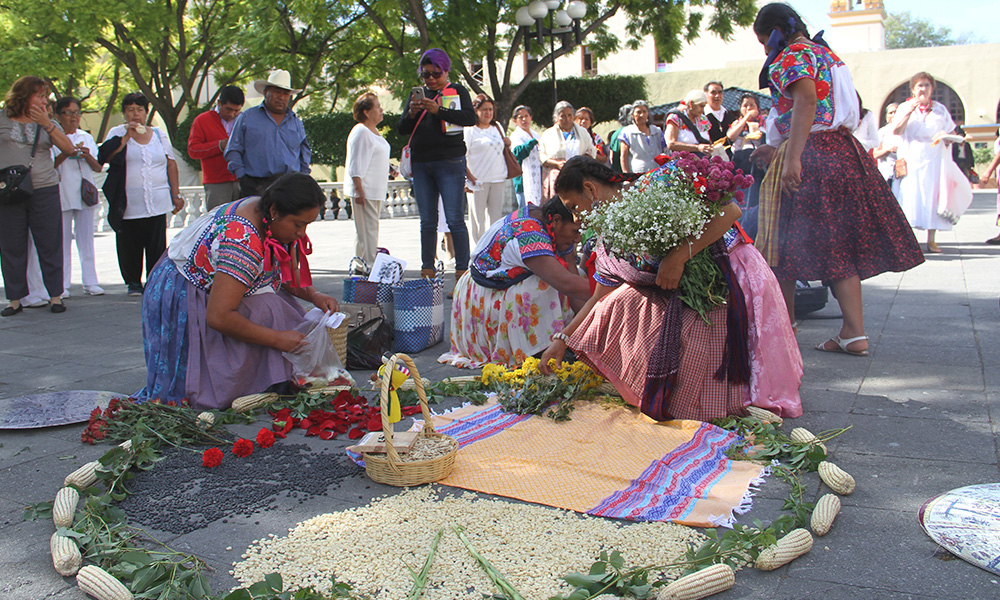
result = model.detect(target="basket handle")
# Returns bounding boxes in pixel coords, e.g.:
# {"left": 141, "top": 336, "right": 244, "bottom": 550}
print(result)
{"left": 378, "top": 353, "right": 435, "bottom": 472}
{"left": 348, "top": 255, "right": 369, "bottom": 274}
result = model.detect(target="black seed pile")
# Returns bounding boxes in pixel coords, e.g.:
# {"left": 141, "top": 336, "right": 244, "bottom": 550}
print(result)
{"left": 118, "top": 443, "right": 358, "bottom": 534}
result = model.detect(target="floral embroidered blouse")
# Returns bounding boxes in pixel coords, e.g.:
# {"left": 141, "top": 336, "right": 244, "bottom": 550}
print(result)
{"left": 470, "top": 207, "right": 557, "bottom": 287}
{"left": 766, "top": 41, "right": 843, "bottom": 137}
{"left": 168, "top": 200, "right": 279, "bottom": 295}
{"left": 664, "top": 113, "right": 711, "bottom": 145}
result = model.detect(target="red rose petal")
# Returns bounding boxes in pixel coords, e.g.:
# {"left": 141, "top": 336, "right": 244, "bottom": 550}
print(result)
{"left": 319, "top": 430, "right": 336, "bottom": 441}
{"left": 367, "top": 415, "right": 383, "bottom": 431}
{"left": 299, "top": 418, "right": 313, "bottom": 429}
{"left": 402, "top": 406, "right": 422, "bottom": 416}
{"left": 348, "top": 428, "right": 365, "bottom": 440}
{"left": 306, "top": 425, "right": 321, "bottom": 437}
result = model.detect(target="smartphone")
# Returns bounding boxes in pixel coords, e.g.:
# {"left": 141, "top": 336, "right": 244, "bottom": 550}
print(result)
{"left": 411, "top": 87, "right": 425, "bottom": 103}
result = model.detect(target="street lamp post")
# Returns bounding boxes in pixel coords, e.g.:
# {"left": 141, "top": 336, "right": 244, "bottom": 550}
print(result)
{"left": 515, "top": 1, "right": 588, "bottom": 105}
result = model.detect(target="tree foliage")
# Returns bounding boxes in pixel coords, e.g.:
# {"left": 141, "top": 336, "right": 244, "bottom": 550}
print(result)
{"left": 884, "top": 11, "right": 976, "bottom": 50}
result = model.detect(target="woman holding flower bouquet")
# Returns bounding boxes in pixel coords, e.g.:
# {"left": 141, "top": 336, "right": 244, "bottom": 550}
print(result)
{"left": 749, "top": 4, "right": 923, "bottom": 357}
{"left": 439, "top": 198, "right": 591, "bottom": 368}
{"left": 543, "top": 155, "right": 802, "bottom": 420}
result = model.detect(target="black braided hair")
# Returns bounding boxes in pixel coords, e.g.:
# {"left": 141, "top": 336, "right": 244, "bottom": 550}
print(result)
{"left": 752, "top": 3, "right": 809, "bottom": 39}
{"left": 541, "top": 196, "right": 574, "bottom": 226}
{"left": 553, "top": 156, "right": 641, "bottom": 195}
{"left": 258, "top": 172, "right": 325, "bottom": 228}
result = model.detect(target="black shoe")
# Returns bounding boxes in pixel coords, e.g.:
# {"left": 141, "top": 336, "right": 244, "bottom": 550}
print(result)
{"left": 50, "top": 302, "right": 66, "bottom": 314}
{"left": 1, "top": 304, "right": 23, "bottom": 317}
{"left": 127, "top": 284, "right": 144, "bottom": 297}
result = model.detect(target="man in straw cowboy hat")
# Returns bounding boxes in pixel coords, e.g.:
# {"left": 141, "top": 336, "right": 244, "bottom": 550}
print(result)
{"left": 226, "top": 69, "right": 311, "bottom": 198}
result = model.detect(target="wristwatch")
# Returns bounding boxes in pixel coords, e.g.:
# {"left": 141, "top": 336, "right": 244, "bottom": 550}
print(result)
{"left": 552, "top": 332, "right": 569, "bottom": 343}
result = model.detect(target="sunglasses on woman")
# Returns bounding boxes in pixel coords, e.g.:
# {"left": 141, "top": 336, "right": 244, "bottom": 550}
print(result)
{"left": 420, "top": 70, "right": 443, "bottom": 80}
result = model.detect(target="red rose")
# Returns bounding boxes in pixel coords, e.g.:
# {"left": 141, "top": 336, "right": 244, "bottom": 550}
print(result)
{"left": 232, "top": 438, "right": 254, "bottom": 458}
{"left": 256, "top": 428, "right": 276, "bottom": 448}
{"left": 202, "top": 447, "right": 224, "bottom": 467}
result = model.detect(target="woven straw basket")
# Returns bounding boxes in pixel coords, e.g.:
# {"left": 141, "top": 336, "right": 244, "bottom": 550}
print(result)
{"left": 326, "top": 318, "right": 349, "bottom": 367}
{"left": 364, "top": 353, "right": 457, "bottom": 486}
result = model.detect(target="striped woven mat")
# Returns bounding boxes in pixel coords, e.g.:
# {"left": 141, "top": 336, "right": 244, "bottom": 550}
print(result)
{"left": 425, "top": 401, "right": 766, "bottom": 527}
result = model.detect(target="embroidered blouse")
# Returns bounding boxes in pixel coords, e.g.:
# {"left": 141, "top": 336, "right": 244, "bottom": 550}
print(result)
{"left": 470, "top": 207, "right": 557, "bottom": 286}
{"left": 664, "top": 113, "right": 711, "bottom": 145}
{"left": 167, "top": 200, "right": 279, "bottom": 295}
{"left": 764, "top": 41, "right": 859, "bottom": 146}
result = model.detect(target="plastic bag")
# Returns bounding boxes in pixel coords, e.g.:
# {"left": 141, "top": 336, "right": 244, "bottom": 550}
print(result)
{"left": 282, "top": 311, "right": 347, "bottom": 389}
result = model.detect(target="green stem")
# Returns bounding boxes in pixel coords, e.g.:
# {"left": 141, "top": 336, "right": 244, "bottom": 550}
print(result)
{"left": 407, "top": 529, "right": 443, "bottom": 599}
{"left": 454, "top": 525, "right": 525, "bottom": 600}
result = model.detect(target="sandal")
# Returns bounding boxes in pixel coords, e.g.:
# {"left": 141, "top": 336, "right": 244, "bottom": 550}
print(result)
{"left": 926, "top": 242, "right": 942, "bottom": 254}
{"left": 816, "top": 335, "right": 869, "bottom": 357}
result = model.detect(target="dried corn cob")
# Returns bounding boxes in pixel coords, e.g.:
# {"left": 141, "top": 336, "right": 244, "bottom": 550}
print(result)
{"left": 789, "top": 427, "right": 827, "bottom": 454}
{"left": 52, "top": 486, "right": 79, "bottom": 528}
{"left": 77, "top": 565, "right": 133, "bottom": 600}
{"left": 50, "top": 532, "right": 82, "bottom": 576}
{"left": 657, "top": 563, "right": 735, "bottom": 600}
{"left": 747, "top": 406, "right": 783, "bottom": 426}
{"left": 596, "top": 382, "right": 620, "bottom": 396}
{"left": 118, "top": 439, "right": 132, "bottom": 452}
{"left": 64, "top": 461, "right": 100, "bottom": 488}
{"left": 368, "top": 377, "right": 431, "bottom": 391}
{"left": 755, "top": 528, "right": 814, "bottom": 571}
{"left": 810, "top": 493, "right": 841, "bottom": 536}
{"left": 196, "top": 412, "right": 215, "bottom": 428}
{"left": 441, "top": 375, "right": 481, "bottom": 385}
{"left": 818, "top": 461, "right": 856, "bottom": 495}
{"left": 230, "top": 392, "right": 278, "bottom": 413}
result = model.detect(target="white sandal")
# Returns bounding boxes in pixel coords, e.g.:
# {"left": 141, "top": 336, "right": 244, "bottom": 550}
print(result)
{"left": 816, "top": 335, "right": 869, "bottom": 357}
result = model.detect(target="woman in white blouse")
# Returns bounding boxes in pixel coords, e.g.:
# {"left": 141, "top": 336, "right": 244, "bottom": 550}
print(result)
{"left": 509, "top": 105, "right": 542, "bottom": 208}
{"left": 345, "top": 92, "right": 391, "bottom": 269}
{"left": 464, "top": 93, "right": 509, "bottom": 243}
{"left": 620, "top": 100, "right": 668, "bottom": 173}
{"left": 51, "top": 97, "right": 104, "bottom": 296}
{"left": 852, "top": 93, "right": 879, "bottom": 152}
{"left": 540, "top": 101, "right": 595, "bottom": 201}
{"left": 98, "top": 92, "right": 183, "bottom": 296}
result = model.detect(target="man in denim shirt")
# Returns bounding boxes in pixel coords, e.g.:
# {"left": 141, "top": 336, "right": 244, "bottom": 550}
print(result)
{"left": 226, "top": 70, "right": 311, "bottom": 198}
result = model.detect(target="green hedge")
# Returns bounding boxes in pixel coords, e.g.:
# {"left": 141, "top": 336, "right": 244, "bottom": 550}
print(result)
{"left": 515, "top": 75, "right": 647, "bottom": 128}
{"left": 302, "top": 112, "right": 407, "bottom": 170}
{"left": 175, "top": 108, "right": 408, "bottom": 175}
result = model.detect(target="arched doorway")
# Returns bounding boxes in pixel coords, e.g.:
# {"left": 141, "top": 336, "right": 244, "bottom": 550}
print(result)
{"left": 880, "top": 79, "right": 966, "bottom": 126}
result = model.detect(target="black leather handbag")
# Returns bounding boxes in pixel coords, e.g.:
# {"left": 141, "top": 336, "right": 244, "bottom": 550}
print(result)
{"left": 0, "top": 126, "right": 40, "bottom": 205}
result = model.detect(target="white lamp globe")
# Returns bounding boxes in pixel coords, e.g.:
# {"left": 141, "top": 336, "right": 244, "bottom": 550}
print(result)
{"left": 544, "top": 0, "right": 561, "bottom": 10}
{"left": 527, "top": 1, "right": 549, "bottom": 19}
{"left": 515, "top": 6, "right": 535, "bottom": 26}
{"left": 566, "top": 1, "right": 587, "bottom": 20}
{"left": 554, "top": 9, "right": 572, "bottom": 26}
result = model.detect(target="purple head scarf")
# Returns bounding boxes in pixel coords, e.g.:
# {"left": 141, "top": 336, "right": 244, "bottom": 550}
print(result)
{"left": 419, "top": 48, "right": 451, "bottom": 74}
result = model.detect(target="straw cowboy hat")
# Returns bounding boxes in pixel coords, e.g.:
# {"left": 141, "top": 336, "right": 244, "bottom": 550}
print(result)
{"left": 253, "top": 69, "right": 302, "bottom": 95}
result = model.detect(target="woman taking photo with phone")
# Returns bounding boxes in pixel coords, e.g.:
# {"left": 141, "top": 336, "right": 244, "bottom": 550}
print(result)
{"left": 397, "top": 48, "right": 477, "bottom": 288}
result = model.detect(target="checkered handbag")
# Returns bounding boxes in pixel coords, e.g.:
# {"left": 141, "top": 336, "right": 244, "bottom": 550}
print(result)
{"left": 342, "top": 257, "right": 397, "bottom": 305}
{"left": 392, "top": 262, "right": 445, "bottom": 353}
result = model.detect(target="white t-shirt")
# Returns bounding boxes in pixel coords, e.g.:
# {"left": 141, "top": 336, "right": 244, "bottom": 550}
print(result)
{"left": 105, "top": 125, "right": 176, "bottom": 219}
{"left": 344, "top": 124, "right": 390, "bottom": 201}
{"left": 464, "top": 125, "right": 507, "bottom": 184}
{"left": 51, "top": 130, "right": 99, "bottom": 212}
{"left": 853, "top": 111, "right": 879, "bottom": 151}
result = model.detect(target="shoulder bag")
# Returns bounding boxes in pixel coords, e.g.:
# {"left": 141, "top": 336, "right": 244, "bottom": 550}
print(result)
{"left": 78, "top": 156, "right": 100, "bottom": 207}
{"left": 399, "top": 110, "right": 427, "bottom": 180}
{"left": 894, "top": 158, "right": 907, "bottom": 179}
{"left": 495, "top": 123, "right": 522, "bottom": 179}
{"left": 0, "top": 125, "right": 41, "bottom": 205}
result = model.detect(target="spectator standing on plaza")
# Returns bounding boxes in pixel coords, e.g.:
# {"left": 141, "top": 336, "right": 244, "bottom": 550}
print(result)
{"left": 951, "top": 122, "right": 976, "bottom": 182}
{"left": 853, "top": 93, "right": 879, "bottom": 152}
{"left": 188, "top": 85, "right": 244, "bottom": 210}
{"left": 575, "top": 107, "right": 609, "bottom": 165}
{"left": 51, "top": 97, "right": 103, "bottom": 297}
{"left": 540, "top": 100, "right": 596, "bottom": 199}
{"left": 607, "top": 103, "right": 632, "bottom": 174}
{"left": 465, "top": 93, "right": 509, "bottom": 243}
{"left": 891, "top": 72, "right": 962, "bottom": 254}
{"left": 728, "top": 93, "right": 765, "bottom": 153}
{"left": 510, "top": 105, "right": 543, "bottom": 208}
{"left": 976, "top": 129, "right": 1000, "bottom": 244}
{"left": 618, "top": 100, "right": 665, "bottom": 174}
{"left": 0, "top": 76, "right": 78, "bottom": 316}
{"left": 99, "top": 92, "right": 184, "bottom": 297}
{"left": 398, "top": 48, "right": 477, "bottom": 282}
{"left": 874, "top": 103, "right": 900, "bottom": 184}
{"left": 664, "top": 91, "right": 713, "bottom": 157}
{"left": 344, "top": 91, "right": 390, "bottom": 269}
{"left": 226, "top": 70, "right": 310, "bottom": 198}
{"left": 750, "top": 3, "right": 923, "bottom": 356}
{"left": 704, "top": 81, "right": 739, "bottom": 148}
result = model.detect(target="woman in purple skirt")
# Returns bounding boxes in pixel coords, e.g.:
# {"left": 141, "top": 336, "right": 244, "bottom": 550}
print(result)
{"left": 141, "top": 173, "right": 338, "bottom": 409}
{"left": 750, "top": 3, "right": 923, "bottom": 357}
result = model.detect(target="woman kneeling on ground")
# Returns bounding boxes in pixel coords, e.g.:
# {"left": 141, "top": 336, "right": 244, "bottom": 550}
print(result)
{"left": 542, "top": 156, "right": 803, "bottom": 421}
{"left": 439, "top": 198, "right": 591, "bottom": 368}
{"left": 141, "top": 173, "right": 338, "bottom": 409}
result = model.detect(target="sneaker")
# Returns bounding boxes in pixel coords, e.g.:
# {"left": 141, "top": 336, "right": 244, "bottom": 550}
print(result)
{"left": 127, "top": 285, "right": 144, "bottom": 297}
{"left": 84, "top": 286, "right": 105, "bottom": 296}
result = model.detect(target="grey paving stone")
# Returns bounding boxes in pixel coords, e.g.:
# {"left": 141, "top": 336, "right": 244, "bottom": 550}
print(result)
{"left": 0, "top": 445, "right": 107, "bottom": 505}
{"left": 0, "top": 520, "right": 75, "bottom": 600}
{"left": 837, "top": 413, "right": 995, "bottom": 465}
{"left": 851, "top": 389, "right": 990, "bottom": 423}
{"left": 868, "top": 339, "right": 981, "bottom": 366}
{"left": 859, "top": 362, "right": 984, "bottom": 394}
{"left": 774, "top": 576, "right": 955, "bottom": 600}
{"left": 0, "top": 430, "right": 79, "bottom": 470}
